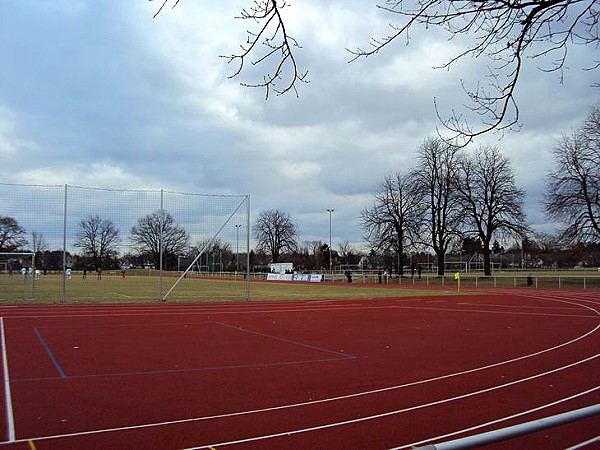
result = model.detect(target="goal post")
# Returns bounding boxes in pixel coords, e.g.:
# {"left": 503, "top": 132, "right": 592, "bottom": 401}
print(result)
{"left": 0, "top": 252, "right": 36, "bottom": 299}
{"left": 0, "top": 183, "right": 251, "bottom": 303}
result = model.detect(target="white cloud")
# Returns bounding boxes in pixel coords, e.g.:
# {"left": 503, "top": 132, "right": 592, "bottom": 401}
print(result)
{"left": 0, "top": 0, "right": 597, "bottom": 250}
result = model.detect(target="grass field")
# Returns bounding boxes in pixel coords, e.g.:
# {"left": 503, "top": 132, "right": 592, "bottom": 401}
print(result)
{"left": 0, "top": 273, "right": 453, "bottom": 305}
{"left": 1, "top": 269, "right": 598, "bottom": 305}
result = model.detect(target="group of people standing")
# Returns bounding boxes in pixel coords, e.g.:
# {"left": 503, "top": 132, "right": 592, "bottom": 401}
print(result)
{"left": 377, "top": 264, "right": 423, "bottom": 284}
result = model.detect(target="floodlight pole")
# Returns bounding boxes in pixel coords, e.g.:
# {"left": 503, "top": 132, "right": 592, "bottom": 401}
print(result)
{"left": 327, "top": 208, "right": 334, "bottom": 274}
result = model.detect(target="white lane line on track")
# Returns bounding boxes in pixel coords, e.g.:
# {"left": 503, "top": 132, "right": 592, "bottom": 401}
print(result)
{"left": 5, "top": 354, "right": 598, "bottom": 447}
{"left": 393, "top": 387, "right": 600, "bottom": 449}
{"left": 565, "top": 435, "right": 600, "bottom": 449}
{"left": 182, "top": 357, "right": 599, "bottom": 449}
{"left": 3, "top": 293, "right": 598, "bottom": 445}
{"left": 2, "top": 303, "right": 598, "bottom": 320}
{"left": 457, "top": 302, "right": 582, "bottom": 310}
{"left": 0, "top": 317, "right": 15, "bottom": 442}
{"left": 4, "top": 332, "right": 598, "bottom": 445}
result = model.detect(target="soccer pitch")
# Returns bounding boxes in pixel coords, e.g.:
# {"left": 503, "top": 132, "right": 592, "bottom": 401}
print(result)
{"left": 0, "top": 273, "right": 450, "bottom": 305}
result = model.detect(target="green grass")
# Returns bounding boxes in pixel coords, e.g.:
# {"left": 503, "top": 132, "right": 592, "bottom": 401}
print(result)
{"left": 3, "top": 269, "right": 598, "bottom": 305}
{"left": 0, "top": 274, "right": 453, "bottom": 305}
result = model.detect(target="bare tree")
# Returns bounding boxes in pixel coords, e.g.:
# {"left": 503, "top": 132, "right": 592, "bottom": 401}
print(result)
{"left": 545, "top": 107, "right": 600, "bottom": 244}
{"left": 254, "top": 209, "right": 298, "bottom": 263}
{"left": 190, "top": 239, "right": 233, "bottom": 271}
{"left": 361, "top": 171, "right": 425, "bottom": 275}
{"left": 349, "top": 0, "right": 599, "bottom": 143}
{"left": 413, "top": 137, "right": 463, "bottom": 275}
{"left": 456, "top": 146, "right": 528, "bottom": 275}
{"left": 31, "top": 232, "right": 48, "bottom": 254}
{"left": 0, "top": 216, "right": 27, "bottom": 252}
{"left": 153, "top": 1, "right": 597, "bottom": 140}
{"left": 130, "top": 210, "right": 190, "bottom": 269}
{"left": 152, "top": 0, "right": 307, "bottom": 99}
{"left": 74, "top": 215, "right": 120, "bottom": 269}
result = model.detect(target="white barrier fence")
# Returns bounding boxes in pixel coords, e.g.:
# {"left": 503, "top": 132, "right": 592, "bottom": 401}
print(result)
{"left": 266, "top": 273, "right": 323, "bottom": 282}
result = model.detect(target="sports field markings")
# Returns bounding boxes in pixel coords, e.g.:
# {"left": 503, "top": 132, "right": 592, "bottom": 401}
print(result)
{"left": 33, "top": 328, "right": 66, "bottom": 379}
{"left": 181, "top": 357, "right": 600, "bottom": 449}
{"left": 2, "top": 301, "right": 597, "bottom": 321}
{"left": 1, "top": 294, "right": 597, "bottom": 445}
{"left": 216, "top": 321, "right": 357, "bottom": 360}
{"left": 114, "top": 293, "right": 133, "bottom": 299}
{"left": 565, "top": 435, "right": 600, "bottom": 449}
{"left": 0, "top": 317, "right": 15, "bottom": 442}
{"left": 394, "top": 386, "right": 600, "bottom": 449}
{"left": 11, "top": 357, "right": 351, "bottom": 382}
{"left": 457, "top": 302, "right": 582, "bottom": 310}
{"left": 5, "top": 354, "right": 598, "bottom": 447}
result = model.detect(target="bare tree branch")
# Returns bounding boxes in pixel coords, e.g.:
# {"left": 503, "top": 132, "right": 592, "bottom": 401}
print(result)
{"left": 545, "top": 106, "right": 600, "bottom": 244}
{"left": 350, "top": 0, "right": 599, "bottom": 144}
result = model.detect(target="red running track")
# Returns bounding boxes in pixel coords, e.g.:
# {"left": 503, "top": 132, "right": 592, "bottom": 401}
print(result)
{"left": 0, "top": 289, "right": 598, "bottom": 449}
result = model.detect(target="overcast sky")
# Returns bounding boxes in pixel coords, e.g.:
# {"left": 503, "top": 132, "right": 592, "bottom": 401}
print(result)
{"left": 1, "top": 1, "right": 598, "bottom": 252}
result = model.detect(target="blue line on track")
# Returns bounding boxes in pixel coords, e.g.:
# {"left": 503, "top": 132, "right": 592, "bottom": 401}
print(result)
{"left": 216, "top": 322, "right": 359, "bottom": 360}
{"left": 34, "top": 328, "right": 66, "bottom": 379}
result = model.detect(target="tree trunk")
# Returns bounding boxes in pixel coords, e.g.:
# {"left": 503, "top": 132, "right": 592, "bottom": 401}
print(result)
{"left": 483, "top": 246, "right": 492, "bottom": 276}
{"left": 436, "top": 251, "right": 445, "bottom": 276}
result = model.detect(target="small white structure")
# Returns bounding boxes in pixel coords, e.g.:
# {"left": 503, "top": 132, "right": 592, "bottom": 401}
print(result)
{"left": 268, "top": 262, "right": 294, "bottom": 274}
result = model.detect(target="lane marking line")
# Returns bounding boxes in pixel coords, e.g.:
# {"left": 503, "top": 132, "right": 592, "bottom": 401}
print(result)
{"left": 34, "top": 328, "right": 66, "bottom": 379}
{"left": 565, "top": 434, "right": 600, "bottom": 450}
{"left": 394, "top": 387, "right": 600, "bottom": 449}
{"left": 216, "top": 322, "right": 357, "bottom": 360}
{"left": 5, "top": 352, "right": 598, "bottom": 446}
{"left": 182, "top": 356, "right": 599, "bottom": 449}
{"left": 1, "top": 317, "right": 15, "bottom": 442}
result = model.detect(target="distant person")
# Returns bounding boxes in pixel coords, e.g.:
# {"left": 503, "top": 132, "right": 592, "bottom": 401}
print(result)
{"left": 411, "top": 264, "right": 416, "bottom": 278}
{"left": 120, "top": 268, "right": 126, "bottom": 278}
{"left": 82, "top": 267, "right": 87, "bottom": 279}
{"left": 20, "top": 267, "right": 26, "bottom": 277}
{"left": 383, "top": 269, "right": 389, "bottom": 284}
{"left": 417, "top": 264, "right": 422, "bottom": 279}
{"left": 34, "top": 269, "right": 40, "bottom": 280}
{"left": 345, "top": 270, "right": 352, "bottom": 283}
{"left": 65, "top": 268, "right": 72, "bottom": 280}
{"left": 378, "top": 269, "right": 382, "bottom": 284}
{"left": 96, "top": 267, "right": 102, "bottom": 280}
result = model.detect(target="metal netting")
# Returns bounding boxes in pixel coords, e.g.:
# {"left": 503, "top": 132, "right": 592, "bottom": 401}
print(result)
{"left": 0, "top": 183, "right": 250, "bottom": 303}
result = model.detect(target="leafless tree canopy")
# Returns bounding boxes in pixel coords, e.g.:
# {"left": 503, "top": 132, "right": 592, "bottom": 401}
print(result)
{"left": 545, "top": 106, "right": 600, "bottom": 244}
{"left": 413, "top": 137, "right": 463, "bottom": 275}
{"left": 153, "top": 0, "right": 598, "bottom": 140}
{"left": 31, "top": 232, "right": 48, "bottom": 254}
{"left": 360, "top": 172, "right": 424, "bottom": 274}
{"left": 0, "top": 216, "right": 27, "bottom": 252}
{"left": 130, "top": 210, "right": 190, "bottom": 268}
{"left": 351, "top": 0, "right": 599, "bottom": 142}
{"left": 152, "top": 0, "right": 307, "bottom": 99}
{"left": 222, "top": 0, "right": 308, "bottom": 99}
{"left": 253, "top": 209, "right": 298, "bottom": 263}
{"left": 74, "top": 215, "right": 121, "bottom": 268}
{"left": 456, "top": 145, "right": 528, "bottom": 275}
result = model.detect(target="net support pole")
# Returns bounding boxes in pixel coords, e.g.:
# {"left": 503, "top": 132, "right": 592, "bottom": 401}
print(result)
{"left": 62, "top": 184, "right": 67, "bottom": 304}
{"left": 159, "top": 189, "right": 164, "bottom": 301}
{"left": 245, "top": 195, "right": 250, "bottom": 301}
{"left": 162, "top": 194, "right": 250, "bottom": 302}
